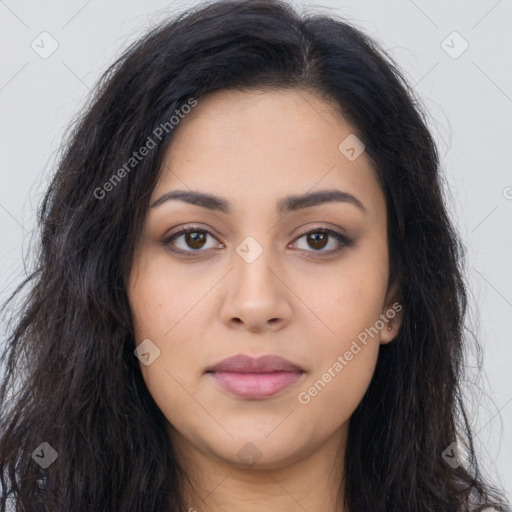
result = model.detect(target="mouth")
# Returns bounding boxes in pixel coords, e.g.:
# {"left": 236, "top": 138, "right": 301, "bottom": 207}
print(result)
{"left": 205, "top": 354, "right": 306, "bottom": 399}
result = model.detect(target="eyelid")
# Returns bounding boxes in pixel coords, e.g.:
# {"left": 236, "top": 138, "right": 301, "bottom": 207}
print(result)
{"left": 292, "top": 222, "right": 348, "bottom": 239}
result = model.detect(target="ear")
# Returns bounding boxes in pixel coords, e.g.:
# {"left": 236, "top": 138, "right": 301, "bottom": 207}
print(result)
{"left": 379, "top": 278, "right": 403, "bottom": 345}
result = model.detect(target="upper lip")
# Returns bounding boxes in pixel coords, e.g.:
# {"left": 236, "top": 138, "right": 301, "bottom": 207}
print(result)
{"left": 206, "top": 354, "right": 305, "bottom": 374}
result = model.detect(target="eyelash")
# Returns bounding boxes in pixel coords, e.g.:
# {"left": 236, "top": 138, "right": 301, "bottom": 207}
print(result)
{"left": 160, "top": 225, "right": 352, "bottom": 258}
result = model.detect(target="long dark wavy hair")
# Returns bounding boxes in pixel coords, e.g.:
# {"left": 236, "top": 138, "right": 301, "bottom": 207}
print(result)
{"left": 0, "top": 1, "right": 509, "bottom": 510}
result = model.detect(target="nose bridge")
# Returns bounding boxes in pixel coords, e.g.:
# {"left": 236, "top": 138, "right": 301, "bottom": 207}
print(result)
{"left": 218, "top": 231, "right": 292, "bottom": 331}
{"left": 232, "top": 234, "right": 278, "bottom": 291}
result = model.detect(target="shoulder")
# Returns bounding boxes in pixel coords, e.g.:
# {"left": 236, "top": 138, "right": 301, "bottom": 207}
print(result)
{"left": 467, "top": 490, "right": 511, "bottom": 512}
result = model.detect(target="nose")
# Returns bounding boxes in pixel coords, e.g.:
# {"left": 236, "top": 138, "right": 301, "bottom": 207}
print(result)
{"left": 219, "top": 243, "right": 292, "bottom": 333}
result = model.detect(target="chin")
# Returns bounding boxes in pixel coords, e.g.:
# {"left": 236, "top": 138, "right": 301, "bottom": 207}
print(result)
{"left": 203, "top": 432, "right": 311, "bottom": 470}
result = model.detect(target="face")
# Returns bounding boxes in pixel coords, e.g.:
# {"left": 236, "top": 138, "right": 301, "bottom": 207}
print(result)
{"left": 127, "top": 88, "right": 402, "bottom": 472}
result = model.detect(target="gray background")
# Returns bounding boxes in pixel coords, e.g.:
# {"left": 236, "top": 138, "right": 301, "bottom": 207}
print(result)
{"left": 0, "top": 0, "right": 510, "bottom": 502}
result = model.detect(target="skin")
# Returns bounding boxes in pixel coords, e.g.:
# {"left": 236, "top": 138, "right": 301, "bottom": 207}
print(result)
{"left": 127, "top": 87, "right": 403, "bottom": 512}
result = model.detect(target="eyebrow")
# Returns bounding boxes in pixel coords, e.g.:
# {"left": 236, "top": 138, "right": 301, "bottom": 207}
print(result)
{"left": 150, "top": 189, "right": 367, "bottom": 215}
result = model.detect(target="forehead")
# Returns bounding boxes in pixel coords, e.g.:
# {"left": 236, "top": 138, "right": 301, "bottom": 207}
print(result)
{"left": 153, "top": 88, "right": 384, "bottom": 223}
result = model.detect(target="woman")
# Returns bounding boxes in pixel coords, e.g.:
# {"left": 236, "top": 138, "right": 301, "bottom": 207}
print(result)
{"left": 0, "top": 0, "right": 509, "bottom": 510}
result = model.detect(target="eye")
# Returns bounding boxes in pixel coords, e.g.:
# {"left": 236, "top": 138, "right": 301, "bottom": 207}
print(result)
{"left": 161, "top": 225, "right": 223, "bottom": 256}
{"left": 161, "top": 225, "right": 352, "bottom": 257}
{"left": 290, "top": 228, "right": 351, "bottom": 255}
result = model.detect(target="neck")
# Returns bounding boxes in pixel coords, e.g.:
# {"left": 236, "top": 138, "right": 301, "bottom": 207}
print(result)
{"left": 170, "top": 425, "right": 348, "bottom": 512}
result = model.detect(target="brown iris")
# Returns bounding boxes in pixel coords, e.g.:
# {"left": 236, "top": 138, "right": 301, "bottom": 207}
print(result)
{"left": 307, "top": 232, "right": 328, "bottom": 250}
{"left": 185, "top": 231, "right": 207, "bottom": 249}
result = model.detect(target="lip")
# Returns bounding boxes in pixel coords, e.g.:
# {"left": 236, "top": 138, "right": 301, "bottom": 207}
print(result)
{"left": 206, "top": 354, "right": 306, "bottom": 399}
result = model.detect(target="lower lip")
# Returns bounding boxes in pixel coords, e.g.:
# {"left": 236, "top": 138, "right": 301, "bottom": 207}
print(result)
{"left": 208, "top": 371, "right": 304, "bottom": 399}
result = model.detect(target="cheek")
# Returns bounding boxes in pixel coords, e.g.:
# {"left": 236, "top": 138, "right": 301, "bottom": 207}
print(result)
{"left": 297, "top": 306, "right": 381, "bottom": 425}
{"left": 294, "top": 249, "right": 387, "bottom": 412}
{"left": 301, "top": 259, "right": 388, "bottom": 345}
{"left": 128, "top": 258, "right": 203, "bottom": 430}
{"left": 128, "top": 251, "right": 212, "bottom": 393}
{"left": 300, "top": 342, "right": 379, "bottom": 428}
{"left": 128, "top": 251, "right": 200, "bottom": 341}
